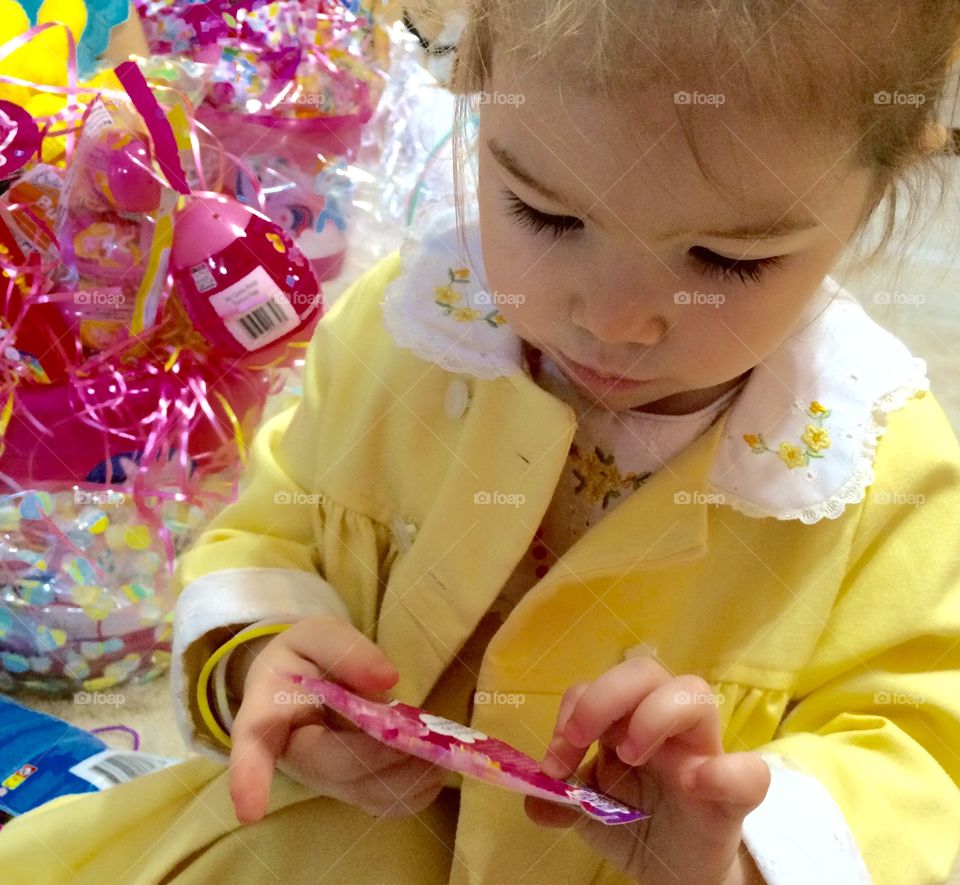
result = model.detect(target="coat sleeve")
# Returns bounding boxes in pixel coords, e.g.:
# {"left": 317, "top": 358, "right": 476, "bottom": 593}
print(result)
{"left": 170, "top": 257, "right": 398, "bottom": 757}
{"left": 742, "top": 391, "right": 960, "bottom": 884}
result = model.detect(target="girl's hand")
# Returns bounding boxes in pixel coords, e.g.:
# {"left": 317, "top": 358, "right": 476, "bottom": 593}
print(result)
{"left": 227, "top": 615, "right": 447, "bottom": 824}
{"left": 526, "top": 656, "right": 770, "bottom": 885}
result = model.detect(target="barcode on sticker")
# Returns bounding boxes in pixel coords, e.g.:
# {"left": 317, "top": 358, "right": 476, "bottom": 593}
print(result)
{"left": 190, "top": 262, "right": 217, "bottom": 293}
{"left": 239, "top": 301, "right": 287, "bottom": 339}
{"left": 209, "top": 266, "right": 300, "bottom": 350}
{"left": 226, "top": 296, "right": 298, "bottom": 350}
{"left": 69, "top": 749, "right": 179, "bottom": 790}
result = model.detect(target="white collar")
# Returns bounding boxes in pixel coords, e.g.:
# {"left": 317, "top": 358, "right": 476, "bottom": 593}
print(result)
{"left": 382, "top": 208, "right": 929, "bottom": 524}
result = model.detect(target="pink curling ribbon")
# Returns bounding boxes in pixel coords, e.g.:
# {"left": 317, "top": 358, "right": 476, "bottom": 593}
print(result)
{"left": 114, "top": 60, "right": 191, "bottom": 196}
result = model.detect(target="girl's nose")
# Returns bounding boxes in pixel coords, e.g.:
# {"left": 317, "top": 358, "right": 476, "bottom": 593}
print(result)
{"left": 571, "top": 297, "right": 669, "bottom": 347}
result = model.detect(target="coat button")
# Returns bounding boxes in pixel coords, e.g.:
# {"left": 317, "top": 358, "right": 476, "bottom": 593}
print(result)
{"left": 444, "top": 379, "right": 470, "bottom": 420}
{"left": 391, "top": 517, "right": 418, "bottom": 553}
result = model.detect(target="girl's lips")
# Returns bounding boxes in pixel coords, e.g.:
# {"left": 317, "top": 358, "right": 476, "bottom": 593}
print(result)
{"left": 559, "top": 354, "right": 656, "bottom": 394}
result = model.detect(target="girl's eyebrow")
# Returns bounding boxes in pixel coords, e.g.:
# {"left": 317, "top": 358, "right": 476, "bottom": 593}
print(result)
{"left": 487, "top": 138, "right": 599, "bottom": 222}
{"left": 486, "top": 137, "right": 819, "bottom": 242}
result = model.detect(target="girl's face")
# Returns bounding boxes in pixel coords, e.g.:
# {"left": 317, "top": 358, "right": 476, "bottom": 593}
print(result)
{"left": 476, "top": 54, "right": 877, "bottom": 413}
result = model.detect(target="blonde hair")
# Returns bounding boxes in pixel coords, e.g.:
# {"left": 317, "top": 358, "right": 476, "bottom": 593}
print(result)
{"left": 436, "top": 0, "right": 960, "bottom": 262}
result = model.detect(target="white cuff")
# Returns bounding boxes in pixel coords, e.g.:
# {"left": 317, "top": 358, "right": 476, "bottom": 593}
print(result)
{"left": 741, "top": 754, "right": 873, "bottom": 884}
{"left": 171, "top": 567, "right": 351, "bottom": 758}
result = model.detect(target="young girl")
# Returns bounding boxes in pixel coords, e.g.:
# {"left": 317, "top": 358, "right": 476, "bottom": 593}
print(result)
{"left": 5, "top": 2, "right": 960, "bottom": 883}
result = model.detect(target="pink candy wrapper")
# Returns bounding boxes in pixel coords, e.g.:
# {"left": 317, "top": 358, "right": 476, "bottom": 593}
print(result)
{"left": 290, "top": 674, "right": 649, "bottom": 826}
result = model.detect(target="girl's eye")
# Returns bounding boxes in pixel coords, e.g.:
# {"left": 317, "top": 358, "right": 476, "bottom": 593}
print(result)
{"left": 502, "top": 190, "right": 584, "bottom": 238}
{"left": 689, "top": 246, "right": 784, "bottom": 285}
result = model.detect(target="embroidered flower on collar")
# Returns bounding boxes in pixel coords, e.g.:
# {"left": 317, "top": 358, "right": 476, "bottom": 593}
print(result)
{"left": 571, "top": 444, "right": 652, "bottom": 509}
{"left": 434, "top": 267, "right": 507, "bottom": 328}
{"left": 743, "top": 402, "right": 833, "bottom": 470}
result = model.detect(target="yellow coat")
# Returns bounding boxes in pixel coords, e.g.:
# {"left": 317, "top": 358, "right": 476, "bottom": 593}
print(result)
{"left": 4, "top": 242, "right": 960, "bottom": 884}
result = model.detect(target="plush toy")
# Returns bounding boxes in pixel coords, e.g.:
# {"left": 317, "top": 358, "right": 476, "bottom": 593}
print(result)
{"left": 0, "top": 0, "right": 147, "bottom": 77}
{"left": 0, "top": 1, "right": 147, "bottom": 162}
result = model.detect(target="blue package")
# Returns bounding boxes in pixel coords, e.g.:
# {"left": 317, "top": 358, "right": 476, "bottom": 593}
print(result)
{"left": 0, "top": 695, "right": 178, "bottom": 824}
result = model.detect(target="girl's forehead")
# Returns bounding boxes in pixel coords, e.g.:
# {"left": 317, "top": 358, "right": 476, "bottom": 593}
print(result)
{"left": 482, "top": 40, "right": 860, "bottom": 179}
{"left": 484, "top": 53, "right": 864, "bottom": 225}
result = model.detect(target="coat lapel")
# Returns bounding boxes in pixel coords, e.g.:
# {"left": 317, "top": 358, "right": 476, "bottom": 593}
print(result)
{"left": 379, "top": 371, "right": 577, "bottom": 705}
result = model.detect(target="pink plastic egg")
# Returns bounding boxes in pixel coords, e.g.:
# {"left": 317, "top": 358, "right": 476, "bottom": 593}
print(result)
{"left": 170, "top": 193, "right": 322, "bottom": 364}
{"left": 86, "top": 129, "right": 162, "bottom": 214}
{"left": 0, "top": 100, "right": 40, "bottom": 180}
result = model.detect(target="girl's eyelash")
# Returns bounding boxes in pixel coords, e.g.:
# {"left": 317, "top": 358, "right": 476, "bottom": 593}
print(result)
{"left": 689, "top": 246, "right": 784, "bottom": 285}
{"left": 500, "top": 192, "right": 782, "bottom": 284}
{"left": 502, "top": 190, "right": 584, "bottom": 237}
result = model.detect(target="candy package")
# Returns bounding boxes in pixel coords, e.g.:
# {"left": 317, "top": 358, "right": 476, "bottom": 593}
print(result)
{"left": 0, "top": 695, "right": 178, "bottom": 827}
{"left": 290, "top": 674, "right": 649, "bottom": 826}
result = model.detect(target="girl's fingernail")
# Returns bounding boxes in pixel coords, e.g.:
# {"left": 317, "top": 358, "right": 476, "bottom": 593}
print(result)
{"left": 564, "top": 722, "right": 585, "bottom": 746}
{"left": 617, "top": 740, "right": 641, "bottom": 765}
{"left": 541, "top": 746, "right": 565, "bottom": 778}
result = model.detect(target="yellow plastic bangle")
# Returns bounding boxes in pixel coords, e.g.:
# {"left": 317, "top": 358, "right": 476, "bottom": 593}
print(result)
{"left": 196, "top": 623, "right": 293, "bottom": 750}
